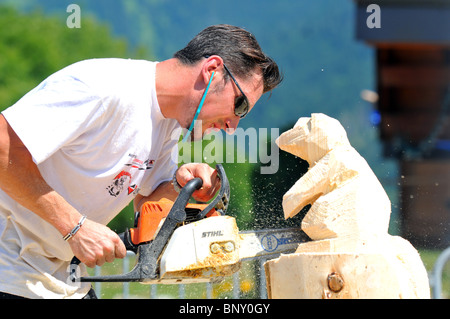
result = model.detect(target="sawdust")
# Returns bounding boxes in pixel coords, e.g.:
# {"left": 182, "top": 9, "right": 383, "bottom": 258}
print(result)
{"left": 166, "top": 250, "right": 241, "bottom": 279}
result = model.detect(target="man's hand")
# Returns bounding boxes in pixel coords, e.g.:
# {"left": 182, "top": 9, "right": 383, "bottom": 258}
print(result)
{"left": 68, "top": 219, "right": 126, "bottom": 268}
{"left": 175, "top": 163, "right": 220, "bottom": 202}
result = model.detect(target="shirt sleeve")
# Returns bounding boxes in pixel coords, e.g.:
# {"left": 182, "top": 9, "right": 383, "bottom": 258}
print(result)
{"left": 2, "top": 75, "right": 104, "bottom": 165}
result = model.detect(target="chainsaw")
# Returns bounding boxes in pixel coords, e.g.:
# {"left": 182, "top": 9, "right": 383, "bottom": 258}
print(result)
{"left": 70, "top": 164, "right": 310, "bottom": 284}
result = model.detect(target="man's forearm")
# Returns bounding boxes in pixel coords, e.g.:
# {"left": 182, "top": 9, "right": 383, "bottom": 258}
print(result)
{"left": 133, "top": 162, "right": 221, "bottom": 212}
{"left": 133, "top": 180, "right": 178, "bottom": 212}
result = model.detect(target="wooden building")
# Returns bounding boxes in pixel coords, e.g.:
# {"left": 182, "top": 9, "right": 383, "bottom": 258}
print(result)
{"left": 355, "top": 0, "right": 450, "bottom": 248}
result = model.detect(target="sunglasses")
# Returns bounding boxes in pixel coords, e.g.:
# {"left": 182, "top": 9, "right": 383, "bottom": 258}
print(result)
{"left": 222, "top": 64, "right": 250, "bottom": 119}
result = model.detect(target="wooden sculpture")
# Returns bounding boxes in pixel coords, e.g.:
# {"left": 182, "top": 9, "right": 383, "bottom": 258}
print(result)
{"left": 264, "top": 113, "right": 430, "bottom": 299}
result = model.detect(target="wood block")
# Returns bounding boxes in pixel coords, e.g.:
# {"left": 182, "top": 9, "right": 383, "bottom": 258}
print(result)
{"left": 265, "top": 235, "right": 430, "bottom": 299}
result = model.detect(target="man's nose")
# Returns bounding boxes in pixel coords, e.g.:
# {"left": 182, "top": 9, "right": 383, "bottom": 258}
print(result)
{"left": 225, "top": 119, "right": 239, "bottom": 135}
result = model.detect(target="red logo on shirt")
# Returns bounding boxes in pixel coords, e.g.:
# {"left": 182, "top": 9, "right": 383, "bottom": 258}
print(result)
{"left": 106, "top": 154, "right": 155, "bottom": 197}
{"left": 107, "top": 171, "right": 132, "bottom": 197}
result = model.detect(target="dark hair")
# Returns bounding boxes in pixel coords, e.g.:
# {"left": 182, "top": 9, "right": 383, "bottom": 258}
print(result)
{"left": 173, "top": 24, "right": 283, "bottom": 93}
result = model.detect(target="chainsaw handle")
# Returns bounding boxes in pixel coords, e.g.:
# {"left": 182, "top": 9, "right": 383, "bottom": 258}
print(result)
{"left": 172, "top": 164, "right": 230, "bottom": 220}
{"left": 174, "top": 177, "right": 203, "bottom": 206}
{"left": 196, "top": 164, "right": 230, "bottom": 219}
{"left": 70, "top": 176, "right": 209, "bottom": 283}
{"left": 69, "top": 229, "right": 137, "bottom": 279}
{"left": 69, "top": 178, "right": 203, "bottom": 281}
{"left": 69, "top": 234, "right": 137, "bottom": 283}
{"left": 116, "top": 177, "right": 202, "bottom": 254}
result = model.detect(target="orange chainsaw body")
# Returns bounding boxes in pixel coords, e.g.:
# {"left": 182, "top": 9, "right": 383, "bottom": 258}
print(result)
{"left": 129, "top": 198, "right": 220, "bottom": 246}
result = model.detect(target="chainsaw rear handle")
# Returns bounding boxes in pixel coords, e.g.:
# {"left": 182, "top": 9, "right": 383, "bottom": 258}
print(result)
{"left": 69, "top": 164, "right": 229, "bottom": 282}
{"left": 69, "top": 176, "right": 204, "bottom": 282}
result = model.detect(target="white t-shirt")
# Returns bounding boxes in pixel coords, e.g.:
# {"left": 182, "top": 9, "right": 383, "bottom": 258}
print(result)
{"left": 0, "top": 58, "right": 180, "bottom": 298}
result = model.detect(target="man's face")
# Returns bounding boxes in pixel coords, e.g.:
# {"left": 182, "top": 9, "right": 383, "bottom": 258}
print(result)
{"left": 190, "top": 67, "right": 264, "bottom": 140}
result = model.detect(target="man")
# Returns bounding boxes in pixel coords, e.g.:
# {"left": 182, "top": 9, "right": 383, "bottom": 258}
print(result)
{"left": 0, "top": 24, "right": 282, "bottom": 298}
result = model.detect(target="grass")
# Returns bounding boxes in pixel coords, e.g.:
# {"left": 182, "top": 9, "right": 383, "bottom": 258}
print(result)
{"left": 418, "top": 249, "right": 450, "bottom": 299}
{"left": 87, "top": 249, "right": 450, "bottom": 299}
{"left": 87, "top": 256, "right": 261, "bottom": 299}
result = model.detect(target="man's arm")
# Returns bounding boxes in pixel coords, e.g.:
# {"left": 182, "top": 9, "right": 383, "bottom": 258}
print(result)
{"left": 0, "top": 115, "right": 126, "bottom": 267}
{"left": 133, "top": 181, "right": 178, "bottom": 212}
{"left": 133, "top": 163, "right": 220, "bottom": 212}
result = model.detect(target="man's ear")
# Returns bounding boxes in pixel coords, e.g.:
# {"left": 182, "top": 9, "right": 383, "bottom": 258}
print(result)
{"left": 201, "top": 55, "right": 223, "bottom": 84}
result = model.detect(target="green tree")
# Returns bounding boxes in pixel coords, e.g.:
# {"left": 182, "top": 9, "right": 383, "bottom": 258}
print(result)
{"left": 0, "top": 6, "right": 148, "bottom": 110}
{"left": 0, "top": 5, "right": 150, "bottom": 231}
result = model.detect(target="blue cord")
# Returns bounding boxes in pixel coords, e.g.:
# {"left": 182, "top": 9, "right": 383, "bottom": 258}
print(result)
{"left": 182, "top": 71, "right": 215, "bottom": 143}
